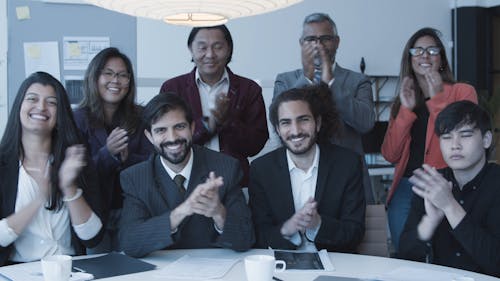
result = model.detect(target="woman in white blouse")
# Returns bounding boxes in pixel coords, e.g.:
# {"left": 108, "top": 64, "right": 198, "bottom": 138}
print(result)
{"left": 0, "top": 72, "right": 104, "bottom": 265}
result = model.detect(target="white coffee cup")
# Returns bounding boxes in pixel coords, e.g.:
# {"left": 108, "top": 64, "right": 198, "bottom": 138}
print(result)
{"left": 244, "top": 254, "right": 286, "bottom": 281}
{"left": 41, "top": 254, "right": 72, "bottom": 281}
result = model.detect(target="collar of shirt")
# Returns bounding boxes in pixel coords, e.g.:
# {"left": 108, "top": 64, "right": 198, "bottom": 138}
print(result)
{"left": 195, "top": 68, "right": 229, "bottom": 90}
{"left": 442, "top": 161, "right": 489, "bottom": 193}
{"left": 160, "top": 148, "right": 194, "bottom": 189}
{"left": 286, "top": 144, "right": 320, "bottom": 175}
{"left": 286, "top": 144, "right": 320, "bottom": 211}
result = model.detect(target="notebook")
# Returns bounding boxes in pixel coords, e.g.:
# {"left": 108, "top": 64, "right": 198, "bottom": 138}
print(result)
{"left": 72, "top": 252, "right": 156, "bottom": 279}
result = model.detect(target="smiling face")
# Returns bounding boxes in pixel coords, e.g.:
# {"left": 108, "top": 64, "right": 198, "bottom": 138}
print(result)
{"left": 411, "top": 35, "right": 442, "bottom": 77}
{"left": 145, "top": 108, "right": 194, "bottom": 172}
{"left": 276, "top": 100, "right": 321, "bottom": 156}
{"left": 19, "top": 83, "right": 58, "bottom": 136}
{"left": 98, "top": 57, "right": 130, "bottom": 107}
{"left": 439, "top": 124, "right": 491, "bottom": 174}
{"left": 189, "top": 28, "right": 231, "bottom": 85}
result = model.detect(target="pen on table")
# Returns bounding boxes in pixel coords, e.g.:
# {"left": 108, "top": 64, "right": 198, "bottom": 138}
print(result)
{"left": 273, "top": 276, "right": 284, "bottom": 281}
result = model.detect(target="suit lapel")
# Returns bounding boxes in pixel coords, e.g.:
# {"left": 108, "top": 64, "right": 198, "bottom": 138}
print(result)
{"left": 315, "top": 144, "right": 331, "bottom": 203}
{"left": 274, "top": 148, "right": 296, "bottom": 215}
{"left": 187, "top": 68, "right": 204, "bottom": 120}
{"left": 227, "top": 67, "right": 239, "bottom": 108}
{"left": 153, "top": 155, "right": 184, "bottom": 208}
{"left": 186, "top": 146, "right": 210, "bottom": 196}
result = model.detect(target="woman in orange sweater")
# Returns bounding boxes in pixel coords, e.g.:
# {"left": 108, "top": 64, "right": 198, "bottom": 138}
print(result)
{"left": 381, "top": 28, "right": 477, "bottom": 254}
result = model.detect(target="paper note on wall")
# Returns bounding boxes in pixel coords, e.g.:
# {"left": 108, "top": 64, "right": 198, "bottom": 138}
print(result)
{"left": 15, "top": 6, "right": 30, "bottom": 20}
{"left": 23, "top": 41, "right": 61, "bottom": 80}
{"left": 63, "top": 37, "right": 110, "bottom": 70}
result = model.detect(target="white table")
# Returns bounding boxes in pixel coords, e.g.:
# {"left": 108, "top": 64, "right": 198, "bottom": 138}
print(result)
{"left": 0, "top": 249, "right": 498, "bottom": 281}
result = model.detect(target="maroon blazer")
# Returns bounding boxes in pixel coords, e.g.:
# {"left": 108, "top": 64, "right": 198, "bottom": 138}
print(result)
{"left": 160, "top": 67, "right": 269, "bottom": 186}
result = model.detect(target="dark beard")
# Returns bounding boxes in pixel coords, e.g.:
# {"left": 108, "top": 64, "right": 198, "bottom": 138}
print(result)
{"left": 280, "top": 133, "right": 317, "bottom": 155}
{"left": 155, "top": 138, "right": 191, "bottom": 165}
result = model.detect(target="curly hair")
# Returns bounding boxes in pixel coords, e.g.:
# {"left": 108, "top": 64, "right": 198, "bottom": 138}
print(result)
{"left": 269, "top": 83, "right": 342, "bottom": 143}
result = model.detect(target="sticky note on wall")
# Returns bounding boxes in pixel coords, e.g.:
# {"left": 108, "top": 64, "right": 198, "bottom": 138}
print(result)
{"left": 27, "top": 45, "right": 41, "bottom": 59}
{"left": 16, "top": 6, "right": 31, "bottom": 20}
{"left": 68, "top": 43, "right": 81, "bottom": 57}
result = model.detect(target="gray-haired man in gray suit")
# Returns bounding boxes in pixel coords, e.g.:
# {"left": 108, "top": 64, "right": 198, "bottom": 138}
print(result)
{"left": 273, "top": 12, "right": 375, "bottom": 203}
{"left": 118, "top": 93, "right": 254, "bottom": 257}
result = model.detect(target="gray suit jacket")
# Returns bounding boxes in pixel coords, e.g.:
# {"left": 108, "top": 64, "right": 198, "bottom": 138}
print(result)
{"left": 118, "top": 145, "right": 254, "bottom": 257}
{"left": 273, "top": 64, "right": 375, "bottom": 155}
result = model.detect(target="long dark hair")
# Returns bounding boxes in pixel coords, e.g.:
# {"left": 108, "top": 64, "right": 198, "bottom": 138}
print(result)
{"left": 390, "top": 27, "right": 455, "bottom": 118}
{"left": 79, "top": 47, "right": 140, "bottom": 134}
{"left": 0, "top": 72, "right": 87, "bottom": 210}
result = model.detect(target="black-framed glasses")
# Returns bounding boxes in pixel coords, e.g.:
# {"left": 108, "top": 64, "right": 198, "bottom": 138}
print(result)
{"left": 409, "top": 46, "right": 441, "bottom": 57}
{"left": 100, "top": 69, "right": 131, "bottom": 83}
{"left": 301, "top": 35, "right": 337, "bottom": 44}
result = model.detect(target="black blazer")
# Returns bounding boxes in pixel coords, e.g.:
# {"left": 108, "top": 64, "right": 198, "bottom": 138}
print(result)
{"left": 0, "top": 153, "right": 105, "bottom": 266}
{"left": 249, "top": 143, "right": 365, "bottom": 252}
{"left": 118, "top": 145, "right": 255, "bottom": 258}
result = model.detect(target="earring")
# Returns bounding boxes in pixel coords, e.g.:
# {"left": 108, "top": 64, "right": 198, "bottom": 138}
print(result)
{"left": 439, "top": 65, "right": 445, "bottom": 72}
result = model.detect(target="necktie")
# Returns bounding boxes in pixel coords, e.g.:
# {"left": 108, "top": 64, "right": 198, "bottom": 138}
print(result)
{"left": 313, "top": 68, "right": 322, "bottom": 84}
{"left": 173, "top": 174, "right": 186, "bottom": 195}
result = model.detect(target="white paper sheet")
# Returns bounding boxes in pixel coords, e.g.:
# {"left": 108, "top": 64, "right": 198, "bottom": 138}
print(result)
{"left": 154, "top": 255, "right": 239, "bottom": 279}
{"left": 378, "top": 266, "right": 470, "bottom": 281}
{"left": 23, "top": 41, "right": 61, "bottom": 80}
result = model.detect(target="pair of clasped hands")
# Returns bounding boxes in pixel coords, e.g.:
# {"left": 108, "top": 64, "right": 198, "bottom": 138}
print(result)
{"left": 280, "top": 197, "right": 321, "bottom": 237}
{"left": 399, "top": 68, "right": 444, "bottom": 110}
{"left": 301, "top": 40, "right": 333, "bottom": 84}
{"left": 171, "top": 172, "right": 227, "bottom": 231}
{"left": 409, "top": 164, "right": 466, "bottom": 239}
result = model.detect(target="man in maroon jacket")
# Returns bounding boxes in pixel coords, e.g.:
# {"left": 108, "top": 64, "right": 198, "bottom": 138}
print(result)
{"left": 160, "top": 24, "right": 268, "bottom": 186}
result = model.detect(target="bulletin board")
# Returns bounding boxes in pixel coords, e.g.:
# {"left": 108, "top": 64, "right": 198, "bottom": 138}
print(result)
{"left": 7, "top": 0, "right": 136, "bottom": 109}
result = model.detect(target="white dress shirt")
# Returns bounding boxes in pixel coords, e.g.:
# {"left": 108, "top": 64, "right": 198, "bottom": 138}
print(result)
{"left": 195, "top": 68, "right": 230, "bottom": 152}
{"left": 0, "top": 164, "right": 102, "bottom": 262}
{"left": 161, "top": 148, "right": 194, "bottom": 190}
{"left": 286, "top": 145, "right": 321, "bottom": 251}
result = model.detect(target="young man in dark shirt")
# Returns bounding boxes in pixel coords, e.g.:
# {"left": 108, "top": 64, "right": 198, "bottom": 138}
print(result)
{"left": 399, "top": 100, "right": 500, "bottom": 277}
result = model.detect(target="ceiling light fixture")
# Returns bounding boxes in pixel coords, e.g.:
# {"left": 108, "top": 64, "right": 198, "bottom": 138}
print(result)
{"left": 85, "top": 0, "right": 303, "bottom": 26}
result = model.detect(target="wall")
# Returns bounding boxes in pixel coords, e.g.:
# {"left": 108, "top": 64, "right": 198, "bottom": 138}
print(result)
{"left": 7, "top": 0, "right": 136, "bottom": 110}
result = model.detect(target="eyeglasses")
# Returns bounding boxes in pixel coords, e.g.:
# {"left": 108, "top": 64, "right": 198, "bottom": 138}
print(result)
{"left": 100, "top": 69, "right": 131, "bottom": 83}
{"left": 409, "top": 46, "right": 441, "bottom": 57}
{"left": 301, "top": 35, "right": 337, "bottom": 44}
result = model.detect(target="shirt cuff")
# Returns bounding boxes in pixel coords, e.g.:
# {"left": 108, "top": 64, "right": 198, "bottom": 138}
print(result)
{"left": 0, "top": 219, "right": 18, "bottom": 247}
{"left": 73, "top": 212, "right": 102, "bottom": 241}
{"left": 284, "top": 232, "right": 302, "bottom": 246}
{"left": 305, "top": 222, "right": 321, "bottom": 242}
{"left": 214, "top": 223, "right": 224, "bottom": 234}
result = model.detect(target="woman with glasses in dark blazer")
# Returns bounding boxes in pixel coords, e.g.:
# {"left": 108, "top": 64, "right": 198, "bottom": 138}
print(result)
{"left": 73, "top": 47, "right": 153, "bottom": 253}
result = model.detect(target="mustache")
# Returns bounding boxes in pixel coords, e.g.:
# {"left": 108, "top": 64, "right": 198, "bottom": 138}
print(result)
{"left": 160, "top": 138, "right": 187, "bottom": 148}
{"left": 286, "top": 133, "right": 309, "bottom": 141}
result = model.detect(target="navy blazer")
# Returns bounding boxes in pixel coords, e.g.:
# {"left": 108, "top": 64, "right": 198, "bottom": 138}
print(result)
{"left": 72, "top": 107, "right": 153, "bottom": 210}
{"left": 118, "top": 145, "right": 255, "bottom": 258}
{"left": 0, "top": 153, "right": 105, "bottom": 266}
{"left": 160, "top": 67, "right": 269, "bottom": 186}
{"left": 249, "top": 143, "right": 366, "bottom": 253}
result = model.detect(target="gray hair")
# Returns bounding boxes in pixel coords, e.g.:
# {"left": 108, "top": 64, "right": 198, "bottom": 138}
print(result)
{"left": 303, "top": 13, "right": 338, "bottom": 36}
